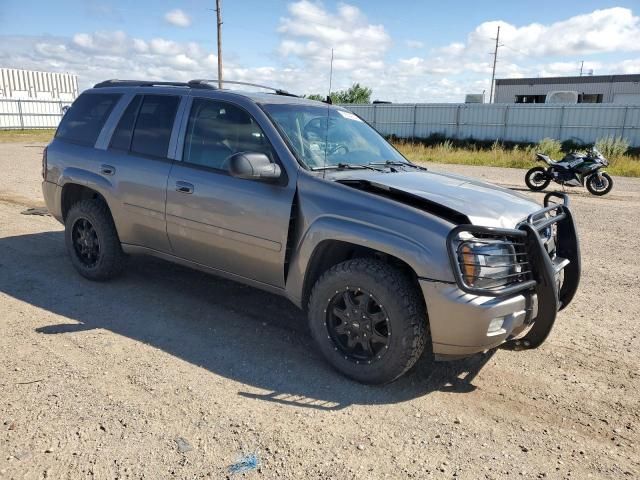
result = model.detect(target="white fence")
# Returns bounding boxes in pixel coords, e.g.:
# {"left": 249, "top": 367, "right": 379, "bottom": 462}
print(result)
{"left": 341, "top": 103, "right": 640, "bottom": 147}
{"left": 3, "top": 99, "right": 639, "bottom": 147}
{"left": 0, "top": 99, "right": 72, "bottom": 129}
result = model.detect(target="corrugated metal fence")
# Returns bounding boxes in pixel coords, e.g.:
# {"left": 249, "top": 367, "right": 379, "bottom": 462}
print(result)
{"left": 0, "top": 99, "right": 72, "bottom": 129}
{"left": 2, "top": 99, "right": 639, "bottom": 147}
{"left": 341, "top": 103, "right": 640, "bottom": 147}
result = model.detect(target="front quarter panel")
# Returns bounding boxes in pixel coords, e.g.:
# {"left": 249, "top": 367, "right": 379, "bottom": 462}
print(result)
{"left": 286, "top": 172, "right": 456, "bottom": 305}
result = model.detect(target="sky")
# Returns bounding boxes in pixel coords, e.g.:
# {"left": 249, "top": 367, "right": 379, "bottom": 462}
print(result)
{"left": 1, "top": 0, "right": 639, "bottom": 102}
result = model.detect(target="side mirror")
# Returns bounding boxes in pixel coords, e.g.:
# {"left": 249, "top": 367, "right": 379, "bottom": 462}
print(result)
{"left": 228, "top": 152, "right": 281, "bottom": 181}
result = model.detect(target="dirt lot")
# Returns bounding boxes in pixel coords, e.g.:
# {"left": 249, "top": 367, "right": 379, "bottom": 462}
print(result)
{"left": 0, "top": 141, "right": 638, "bottom": 479}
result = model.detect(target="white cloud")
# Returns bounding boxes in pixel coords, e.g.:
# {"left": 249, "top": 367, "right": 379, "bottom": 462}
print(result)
{"left": 72, "top": 31, "right": 128, "bottom": 54}
{"left": 0, "top": 5, "right": 639, "bottom": 103}
{"left": 164, "top": 9, "right": 191, "bottom": 28}
{"left": 440, "top": 7, "right": 640, "bottom": 61}
{"left": 277, "top": 0, "right": 391, "bottom": 73}
{"left": 387, "top": 7, "right": 640, "bottom": 101}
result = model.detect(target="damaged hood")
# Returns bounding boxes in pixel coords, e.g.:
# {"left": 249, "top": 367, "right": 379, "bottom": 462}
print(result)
{"left": 334, "top": 169, "right": 541, "bottom": 228}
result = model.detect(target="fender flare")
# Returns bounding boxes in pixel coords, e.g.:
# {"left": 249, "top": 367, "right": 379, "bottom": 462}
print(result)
{"left": 285, "top": 215, "right": 452, "bottom": 307}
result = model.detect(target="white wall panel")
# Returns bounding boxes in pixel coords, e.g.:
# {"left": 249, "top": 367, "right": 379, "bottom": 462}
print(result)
{"left": 339, "top": 103, "right": 640, "bottom": 147}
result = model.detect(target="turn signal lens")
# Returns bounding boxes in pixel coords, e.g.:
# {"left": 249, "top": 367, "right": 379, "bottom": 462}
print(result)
{"left": 460, "top": 244, "right": 479, "bottom": 286}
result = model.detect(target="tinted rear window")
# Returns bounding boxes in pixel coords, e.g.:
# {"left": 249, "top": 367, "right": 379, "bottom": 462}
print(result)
{"left": 56, "top": 93, "right": 120, "bottom": 146}
{"left": 130, "top": 95, "right": 180, "bottom": 158}
{"left": 109, "top": 95, "right": 143, "bottom": 151}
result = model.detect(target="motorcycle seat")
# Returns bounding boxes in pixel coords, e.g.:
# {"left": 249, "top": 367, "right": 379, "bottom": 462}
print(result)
{"left": 536, "top": 153, "right": 574, "bottom": 168}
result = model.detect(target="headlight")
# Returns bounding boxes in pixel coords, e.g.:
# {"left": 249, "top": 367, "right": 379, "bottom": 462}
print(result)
{"left": 458, "top": 240, "right": 519, "bottom": 289}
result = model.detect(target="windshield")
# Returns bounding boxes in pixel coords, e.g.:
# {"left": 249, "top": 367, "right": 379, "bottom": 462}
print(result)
{"left": 261, "top": 103, "right": 407, "bottom": 169}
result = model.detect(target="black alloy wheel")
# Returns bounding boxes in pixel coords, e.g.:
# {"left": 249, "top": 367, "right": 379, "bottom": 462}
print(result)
{"left": 326, "top": 287, "right": 391, "bottom": 364}
{"left": 72, "top": 217, "right": 101, "bottom": 268}
{"left": 307, "top": 258, "right": 429, "bottom": 384}
{"left": 64, "top": 199, "right": 125, "bottom": 280}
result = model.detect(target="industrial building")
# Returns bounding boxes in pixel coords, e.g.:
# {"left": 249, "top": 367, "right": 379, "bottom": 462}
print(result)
{"left": 494, "top": 74, "right": 640, "bottom": 104}
{"left": 0, "top": 68, "right": 78, "bottom": 101}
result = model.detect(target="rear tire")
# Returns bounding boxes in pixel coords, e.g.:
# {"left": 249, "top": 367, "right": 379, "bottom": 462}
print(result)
{"left": 525, "top": 167, "right": 551, "bottom": 191}
{"left": 586, "top": 172, "right": 613, "bottom": 196}
{"left": 65, "top": 199, "right": 125, "bottom": 281}
{"left": 308, "top": 258, "right": 429, "bottom": 384}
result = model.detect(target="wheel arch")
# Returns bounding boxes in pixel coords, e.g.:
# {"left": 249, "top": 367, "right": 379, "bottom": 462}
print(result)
{"left": 299, "top": 239, "right": 424, "bottom": 313}
{"left": 61, "top": 183, "right": 109, "bottom": 222}
{"left": 284, "top": 215, "right": 449, "bottom": 311}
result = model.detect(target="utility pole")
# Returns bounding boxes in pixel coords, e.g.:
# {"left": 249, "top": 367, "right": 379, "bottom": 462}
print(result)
{"left": 216, "top": 0, "right": 223, "bottom": 88}
{"left": 489, "top": 25, "right": 501, "bottom": 104}
{"left": 579, "top": 60, "right": 584, "bottom": 76}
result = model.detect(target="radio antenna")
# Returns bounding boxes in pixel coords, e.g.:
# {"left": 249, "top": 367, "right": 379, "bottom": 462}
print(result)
{"left": 328, "top": 48, "right": 334, "bottom": 97}
{"left": 323, "top": 48, "right": 334, "bottom": 180}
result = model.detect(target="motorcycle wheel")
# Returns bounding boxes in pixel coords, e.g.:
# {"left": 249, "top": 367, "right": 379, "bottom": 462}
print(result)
{"left": 525, "top": 167, "right": 551, "bottom": 191}
{"left": 586, "top": 172, "right": 613, "bottom": 196}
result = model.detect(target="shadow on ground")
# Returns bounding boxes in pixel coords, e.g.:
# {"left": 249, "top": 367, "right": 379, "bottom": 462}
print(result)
{"left": 1, "top": 230, "right": 495, "bottom": 410}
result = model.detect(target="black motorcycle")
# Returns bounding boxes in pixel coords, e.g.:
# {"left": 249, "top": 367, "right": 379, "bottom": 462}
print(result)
{"left": 525, "top": 147, "right": 613, "bottom": 196}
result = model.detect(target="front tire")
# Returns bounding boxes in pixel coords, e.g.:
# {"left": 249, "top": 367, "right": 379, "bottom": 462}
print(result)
{"left": 65, "top": 199, "right": 125, "bottom": 281}
{"left": 308, "top": 258, "right": 429, "bottom": 384}
{"left": 586, "top": 172, "right": 613, "bottom": 196}
{"left": 525, "top": 167, "right": 551, "bottom": 191}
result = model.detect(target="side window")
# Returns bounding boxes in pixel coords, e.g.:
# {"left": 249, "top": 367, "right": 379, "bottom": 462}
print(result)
{"left": 56, "top": 93, "right": 120, "bottom": 146}
{"left": 109, "top": 95, "right": 142, "bottom": 151}
{"left": 182, "top": 98, "right": 274, "bottom": 171}
{"left": 129, "top": 95, "right": 180, "bottom": 158}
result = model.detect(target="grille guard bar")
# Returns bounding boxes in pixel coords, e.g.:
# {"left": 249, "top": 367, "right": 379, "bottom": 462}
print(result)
{"left": 446, "top": 192, "right": 581, "bottom": 349}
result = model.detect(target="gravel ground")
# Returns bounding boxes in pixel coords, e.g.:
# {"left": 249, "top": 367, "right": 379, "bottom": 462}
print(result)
{"left": 0, "top": 142, "right": 638, "bottom": 479}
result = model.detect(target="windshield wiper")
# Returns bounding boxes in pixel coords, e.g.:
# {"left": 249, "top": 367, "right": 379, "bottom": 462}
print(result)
{"left": 368, "top": 161, "right": 427, "bottom": 170}
{"left": 311, "top": 163, "right": 383, "bottom": 172}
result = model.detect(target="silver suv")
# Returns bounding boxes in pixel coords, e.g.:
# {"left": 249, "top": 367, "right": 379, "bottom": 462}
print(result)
{"left": 42, "top": 79, "right": 580, "bottom": 384}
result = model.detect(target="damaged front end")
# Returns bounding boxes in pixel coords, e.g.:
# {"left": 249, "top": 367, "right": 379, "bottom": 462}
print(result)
{"left": 446, "top": 192, "right": 580, "bottom": 350}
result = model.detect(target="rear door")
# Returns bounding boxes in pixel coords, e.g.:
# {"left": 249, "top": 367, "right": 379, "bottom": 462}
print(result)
{"left": 100, "top": 93, "right": 183, "bottom": 252}
{"left": 165, "top": 97, "right": 296, "bottom": 288}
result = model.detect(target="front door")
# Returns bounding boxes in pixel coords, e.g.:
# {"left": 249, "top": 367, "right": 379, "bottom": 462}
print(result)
{"left": 165, "top": 97, "right": 296, "bottom": 288}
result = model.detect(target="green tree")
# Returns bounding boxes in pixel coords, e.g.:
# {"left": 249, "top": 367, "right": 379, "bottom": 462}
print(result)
{"left": 332, "top": 83, "right": 372, "bottom": 104}
{"left": 305, "top": 83, "right": 373, "bottom": 104}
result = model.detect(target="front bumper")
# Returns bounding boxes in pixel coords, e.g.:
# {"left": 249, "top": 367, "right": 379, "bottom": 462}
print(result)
{"left": 421, "top": 281, "right": 537, "bottom": 357}
{"left": 424, "top": 192, "right": 581, "bottom": 358}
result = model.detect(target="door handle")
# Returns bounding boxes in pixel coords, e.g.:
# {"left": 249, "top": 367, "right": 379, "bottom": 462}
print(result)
{"left": 100, "top": 164, "right": 115, "bottom": 176}
{"left": 175, "top": 181, "right": 194, "bottom": 194}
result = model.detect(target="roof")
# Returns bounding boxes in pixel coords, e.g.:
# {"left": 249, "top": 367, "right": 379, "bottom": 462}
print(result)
{"left": 241, "top": 91, "right": 325, "bottom": 106}
{"left": 90, "top": 79, "right": 325, "bottom": 106}
{"left": 495, "top": 74, "right": 640, "bottom": 86}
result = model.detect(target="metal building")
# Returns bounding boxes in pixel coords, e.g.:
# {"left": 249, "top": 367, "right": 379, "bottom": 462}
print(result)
{"left": 494, "top": 74, "right": 640, "bottom": 105}
{"left": 0, "top": 68, "right": 78, "bottom": 101}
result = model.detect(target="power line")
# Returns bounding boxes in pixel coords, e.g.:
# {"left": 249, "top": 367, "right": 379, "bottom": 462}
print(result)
{"left": 489, "top": 25, "right": 502, "bottom": 104}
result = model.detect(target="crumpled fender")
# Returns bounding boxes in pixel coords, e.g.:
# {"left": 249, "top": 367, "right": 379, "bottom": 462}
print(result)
{"left": 285, "top": 214, "right": 454, "bottom": 307}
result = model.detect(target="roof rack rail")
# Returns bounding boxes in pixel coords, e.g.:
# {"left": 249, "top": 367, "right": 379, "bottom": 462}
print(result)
{"left": 93, "top": 79, "right": 216, "bottom": 90}
{"left": 188, "top": 79, "right": 298, "bottom": 97}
